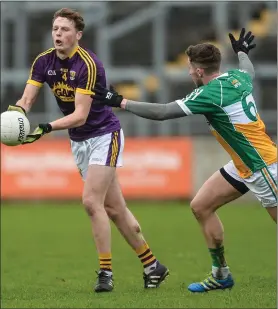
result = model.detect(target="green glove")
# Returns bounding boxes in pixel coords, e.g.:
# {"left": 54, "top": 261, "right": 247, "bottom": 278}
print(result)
{"left": 22, "top": 127, "right": 44, "bottom": 144}
{"left": 7, "top": 105, "right": 26, "bottom": 115}
{"left": 22, "top": 123, "right": 52, "bottom": 144}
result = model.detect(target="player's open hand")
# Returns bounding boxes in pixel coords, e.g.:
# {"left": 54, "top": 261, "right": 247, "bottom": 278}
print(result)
{"left": 22, "top": 123, "right": 52, "bottom": 144}
{"left": 92, "top": 83, "right": 123, "bottom": 108}
{"left": 229, "top": 28, "right": 256, "bottom": 54}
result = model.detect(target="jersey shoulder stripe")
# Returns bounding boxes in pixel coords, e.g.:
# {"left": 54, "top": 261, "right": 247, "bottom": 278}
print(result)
{"left": 77, "top": 47, "right": 97, "bottom": 90}
{"left": 28, "top": 48, "right": 55, "bottom": 80}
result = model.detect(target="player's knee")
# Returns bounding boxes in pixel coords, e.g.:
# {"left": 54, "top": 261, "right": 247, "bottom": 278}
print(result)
{"left": 190, "top": 199, "right": 207, "bottom": 220}
{"left": 82, "top": 196, "right": 100, "bottom": 217}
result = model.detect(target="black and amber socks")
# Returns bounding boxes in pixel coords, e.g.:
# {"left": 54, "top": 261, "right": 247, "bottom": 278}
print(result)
{"left": 99, "top": 253, "right": 112, "bottom": 275}
{"left": 136, "top": 243, "right": 158, "bottom": 274}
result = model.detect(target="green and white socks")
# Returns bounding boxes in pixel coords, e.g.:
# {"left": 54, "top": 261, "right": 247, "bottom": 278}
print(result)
{"left": 209, "top": 246, "right": 230, "bottom": 279}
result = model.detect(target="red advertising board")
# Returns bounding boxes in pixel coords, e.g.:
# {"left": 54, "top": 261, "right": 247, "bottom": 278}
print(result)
{"left": 1, "top": 137, "right": 192, "bottom": 200}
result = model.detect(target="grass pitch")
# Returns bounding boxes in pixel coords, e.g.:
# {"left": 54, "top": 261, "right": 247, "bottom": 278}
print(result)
{"left": 1, "top": 201, "right": 276, "bottom": 308}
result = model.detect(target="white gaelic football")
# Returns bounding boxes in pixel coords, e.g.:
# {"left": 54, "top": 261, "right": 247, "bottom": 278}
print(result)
{"left": 1, "top": 111, "right": 30, "bottom": 146}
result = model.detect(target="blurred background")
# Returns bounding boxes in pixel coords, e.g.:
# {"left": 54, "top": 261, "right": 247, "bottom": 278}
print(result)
{"left": 1, "top": 1, "right": 277, "bottom": 201}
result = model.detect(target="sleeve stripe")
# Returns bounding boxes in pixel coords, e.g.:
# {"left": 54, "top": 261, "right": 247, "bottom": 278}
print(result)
{"left": 76, "top": 88, "right": 93, "bottom": 95}
{"left": 175, "top": 100, "right": 193, "bottom": 115}
{"left": 28, "top": 48, "right": 55, "bottom": 80}
{"left": 26, "top": 79, "right": 43, "bottom": 88}
{"left": 78, "top": 47, "right": 97, "bottom": 90}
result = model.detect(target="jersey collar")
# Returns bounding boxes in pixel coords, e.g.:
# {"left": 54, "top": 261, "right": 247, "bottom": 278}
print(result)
{"left": 68, "top": 45, "right": 79, "bottom": 59}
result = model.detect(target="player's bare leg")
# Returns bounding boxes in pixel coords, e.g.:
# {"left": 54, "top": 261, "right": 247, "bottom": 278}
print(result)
{"left": 104, "top": 174, "right": 146, "bottom": 249}
{"left": 191, "top": 170, "right": 242, "bottom": 248}
{"left": 104, "top": 173, "right": 169, "bottom": 288}
{"left": 266, "top": 207, "right": 277, "bottom": 223}
{"left": 188, "top": 170, "right": 243, "bottom": 292}
{"left": 82, "top": 164, "right": 115, "bottom": 292}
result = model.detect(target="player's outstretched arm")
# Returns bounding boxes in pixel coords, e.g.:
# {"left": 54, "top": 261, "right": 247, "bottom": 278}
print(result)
{"left": 49, "top": 92, "right": 92, "bottom": 130}
{"left": 8, "top": 84, "right": 40, "bottom": 115}
{"left": 22, "top": 92, "right": 92, "bottom": 145}
{"left": 123, "top": 100, "right": 185, "bottom": 120}
{"left": 228, "top": 28, "right": 256, "bottom": 79}
{"left": 237, "top": 52, "right": 255, "bottom": 80}
{"left": 92, "top": 84, "right": 185, "bottom": 121}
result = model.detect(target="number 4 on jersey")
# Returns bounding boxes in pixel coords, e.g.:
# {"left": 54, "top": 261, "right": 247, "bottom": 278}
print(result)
{"left": 62, "top": 72, "right": 67, "bottom": 82}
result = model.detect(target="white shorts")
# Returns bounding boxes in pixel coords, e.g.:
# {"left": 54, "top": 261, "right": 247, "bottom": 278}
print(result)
{"left": 70, "top": 129, "right": 124, "bottom": 180}
{"left": 222, "top": 160, "right": 277, "bottom": 208}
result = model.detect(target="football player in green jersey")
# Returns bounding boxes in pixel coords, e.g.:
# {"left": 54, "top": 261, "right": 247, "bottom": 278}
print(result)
{"left": 92, "top": 28, "right": 277, "bottom": 293}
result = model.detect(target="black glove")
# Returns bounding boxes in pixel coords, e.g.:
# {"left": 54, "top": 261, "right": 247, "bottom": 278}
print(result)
{"left": 228, "top": 28, "right": 256, "bottom": 54}
{"left": 92, "top": 83, "right": 123, "bottom": 108}
{"left": 22, "top": 123, "right": 52, "bottom": 144}
{"left": 38, "top": 123, "right": 52, "bottom": 133}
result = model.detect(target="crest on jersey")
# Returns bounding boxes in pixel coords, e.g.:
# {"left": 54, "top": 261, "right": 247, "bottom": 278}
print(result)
{"left": 52, "top": 82, "right": 75, "bottom": 102}
{"left": 70, "top": 70, "right": 76, "bottom": 80}
{"left": 231, "top": 79, "right": 241, "bottom": 88}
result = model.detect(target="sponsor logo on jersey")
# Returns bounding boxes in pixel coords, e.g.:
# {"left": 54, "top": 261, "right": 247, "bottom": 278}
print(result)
{"left": 48, "top": 70, "right": 56, "bottom": 75}
{"left": 52, "top": 82, "right": 75, "bottom": 102}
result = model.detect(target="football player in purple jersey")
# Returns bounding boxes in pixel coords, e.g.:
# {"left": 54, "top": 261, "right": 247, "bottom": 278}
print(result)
{"left": 8, "top": 8, "right": 168, "bottom": 292}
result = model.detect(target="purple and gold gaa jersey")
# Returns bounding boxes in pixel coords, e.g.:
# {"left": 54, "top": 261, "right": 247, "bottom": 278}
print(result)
{"left": 27, "top": 46, "right": 120, "bottom": 141}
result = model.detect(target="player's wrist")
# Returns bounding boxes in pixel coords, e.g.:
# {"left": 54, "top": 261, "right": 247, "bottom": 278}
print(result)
{"left": 120, "top": 99, "right": 127, "bottom": 109}
{"left": 39, "top": 123, "right": 52, "bottom": 133}
{"left": 16, "top": 105, "right": 27, "bottom": 114}
{"left": 238, "top": 51, "right": 247, "bottom": 56}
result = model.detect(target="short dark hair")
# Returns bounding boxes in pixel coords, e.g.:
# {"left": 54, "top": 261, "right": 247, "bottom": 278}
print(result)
{"left": 186, "top": 43, "right": 221, "bottom": 74}
{"left": 53, "top": 8, "right": 85, "bottom": 31}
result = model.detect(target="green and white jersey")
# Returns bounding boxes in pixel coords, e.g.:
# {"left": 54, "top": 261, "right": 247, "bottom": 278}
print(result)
{"left": 176, "top": 69, "right": 277, "bottom": 178}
